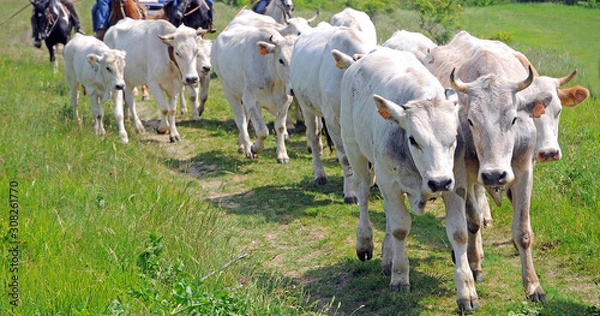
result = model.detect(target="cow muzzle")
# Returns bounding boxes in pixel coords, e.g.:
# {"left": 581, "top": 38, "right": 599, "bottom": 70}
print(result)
{"left": 115, "top": 83, "right": 125, "bottom": 90}
{"left": 427, "top": 178, "right": 454, "bottom": 193}
{"left": 537, "top": 148, "right": 561, "bottom": 163}
{"left": 185, "top": 76, "right": 199, "bottom": 85}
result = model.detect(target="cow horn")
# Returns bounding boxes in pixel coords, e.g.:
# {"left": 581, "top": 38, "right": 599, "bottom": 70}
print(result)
{"left": 449, "top": 68, "right": 468, "bottom": 94}
{"left": 307, "top": 6, "right": 320, "bottom": 25}
{"left": 557, "top": 69, "right": 577, "bottom": 86}
{"left": 515, "top": 65, "right": 534, "bottom": 92}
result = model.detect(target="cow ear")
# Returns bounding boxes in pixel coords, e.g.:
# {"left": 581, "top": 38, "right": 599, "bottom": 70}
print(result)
{"left": 257, "top": 41, "right": 276, "bottom": 56}
{"left": 445, "top": 88, "right": 458, "bottom": 103}
{"left": 331, "top": 49, "right": 354, "bottom": 70}
{"left": 87, "top": 54, "right": 101, "bottom": 67}
{"left": 558, "top": 85, "right": 589, "bottom": 108}
{"left": 158, "top": 34, "right": 175, "bottom": 47}
{"left": 519, "top": 91, "right": 552, "bottom": 118}
{"left": 373, "top": 94, "right": 407, "bottom": 127}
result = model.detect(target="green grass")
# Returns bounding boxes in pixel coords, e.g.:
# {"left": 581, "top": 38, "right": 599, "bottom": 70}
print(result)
{"left": 0, "top": 0, "right": 599, "bottom": 315}
{"left": 460, "top": 3, "right": 600, "bottom": 95}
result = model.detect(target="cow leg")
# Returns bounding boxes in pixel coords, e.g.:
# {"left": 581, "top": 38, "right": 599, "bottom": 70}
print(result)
{"left": 510, "top": 166, "right": 546, "bottom": 303}
{"left": 123, "top": 86, "right": 145, "bottom": 134}
{"left": 273, "top": 97, "right": 291, "bottom": 164}
{"left": 112, "top": 90, "right": 128, "bottom": 144}
{"left": 350, "top": 151, "right": 373, "bottom": 261}
{"left": 147, "top": 83, "right": 180, "bottom": 141}
{"left": 465, "top": 183, "right": 484, "bottom": 283}
{"left": 476, "top": 184, "right": 494, "bottom": 228}
{"left": 444, "top": 188, "right": 480, "bottom": 312}
{"left": 378, "top": 174, "right": 411, "bottom": 292}
{"left": 179, "top": 87, "right": 189, "bottom": 115}
{"left": 325, "top": 114, "right": 357, "bottom": 204}
{"left": 90, "top": 94, "right": 106, "bottom": 136}
{"left": 301, "top": 106, "right": 327, "bottom": 184}
{"left": 67, "top": 78, "right": 80, "bottom": 122}
{"left": 194, "top": 74, "right": 210, "bottom": 121}
{"left": 243, "top": 96, "right": 269, "bottom": 156}
{"left": 224, "top": 90, "right": 254, "bottom": 158}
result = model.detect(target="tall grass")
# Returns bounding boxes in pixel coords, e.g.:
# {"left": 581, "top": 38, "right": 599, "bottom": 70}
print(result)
{"left": 1, "top": 0, "right": 599, "bottom": 315}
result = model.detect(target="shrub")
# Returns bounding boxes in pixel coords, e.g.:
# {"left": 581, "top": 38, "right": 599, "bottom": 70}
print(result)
{"left": 411, "top": 0, "right": 463, "bottom": 44}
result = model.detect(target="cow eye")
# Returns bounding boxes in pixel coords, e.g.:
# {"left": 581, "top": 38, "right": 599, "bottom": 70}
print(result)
{"left": 106, "top": 67, "right": 112, "bottom": 73}
{"left": 279, "top": 59, "right": 284, "bottom": 65}
{"left": 468, "top": 119, "right": 474, "bottom": 127}
{"left": 555, "top": 109, "right": 562, "bottom": 119}
{"left": 511, "top": 117, "right": 517, "bottom": 126}
{"left": 408, "top": 136, "right": 420, "bottom": 149}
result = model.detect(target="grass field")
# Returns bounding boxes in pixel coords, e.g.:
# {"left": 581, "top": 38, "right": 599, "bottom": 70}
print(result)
{"left": 0, "top": 0, "right": 599, "bottom": 315}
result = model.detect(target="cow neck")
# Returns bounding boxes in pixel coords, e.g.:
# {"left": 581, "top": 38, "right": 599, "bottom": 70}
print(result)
{"left": 168, "top": 46, "right": 181, "bottom": 72}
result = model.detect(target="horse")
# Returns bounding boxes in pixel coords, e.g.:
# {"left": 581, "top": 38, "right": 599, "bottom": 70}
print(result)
{"left": 30, "top": 0, "right": 74, "bottom": 64}
{"left": 149, "top": 0, "right": 213, "bottom": 31}
{"left": 252, "top": 0, "right": 294, "bottom": 24}
{"left": 108, "top": 0, "right": 147, "bottom": 27}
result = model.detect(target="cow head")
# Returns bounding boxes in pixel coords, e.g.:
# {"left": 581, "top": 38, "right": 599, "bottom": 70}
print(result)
{"left": 450, "top": 66, "right": 551, "bottom": 189}
{"left": 520, "top": 70, "right": 589, "bottom": 163}
{"left": 196, "top": 38, "right": 212, "bottom": 77}
{"left": 87, "top": 49, "right": 127, "bottom": 91}
{"left": 256, "top": 32, "right": 296, "bottom": 96}
{"left": 373, "top": 92, "right": 460, "bottom": 198}
{"left": 159, "top": 26, "right": 204, "bottom": 86}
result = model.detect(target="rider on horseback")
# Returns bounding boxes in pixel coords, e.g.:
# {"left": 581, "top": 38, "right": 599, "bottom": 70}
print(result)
{"left": 93, "top": 0, "right": 215, "bottom": 40}
{"left": 30, "top": 0, "right": 84, "bottom": 47}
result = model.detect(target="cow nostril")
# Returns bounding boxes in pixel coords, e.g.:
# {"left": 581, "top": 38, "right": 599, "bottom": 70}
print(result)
{"left": 538, "top": 150, "right": 561, "bottom": 162}
{"left": 186, "top": 77, "right": 199, "bottom": 84}
{"left": 290, "top": 88, "right": 295, "bottom": 97}
{"left": 115, "top": 84, "right": 124, "bottom": 90}
{"left": 202, "top": 66, "right": 211, "bottom": 73}
{"left": 481, "top": 171, "right": 507, "bottom": 186}
{"left": 428, "top": 179, "right": 453, "bottom": 192}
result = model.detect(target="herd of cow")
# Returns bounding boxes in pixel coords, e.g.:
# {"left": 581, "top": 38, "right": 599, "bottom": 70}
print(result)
{"left": 57, "top": 4, "right": 591, "bottom": 312}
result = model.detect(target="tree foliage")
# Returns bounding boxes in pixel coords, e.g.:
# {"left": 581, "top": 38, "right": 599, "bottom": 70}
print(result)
{"left": 411, "top": 0, "right": 463, "bottom": 44}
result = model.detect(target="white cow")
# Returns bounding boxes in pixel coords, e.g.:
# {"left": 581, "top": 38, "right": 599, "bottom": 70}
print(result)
{"left": 424, "top": 30, "right": 564, "bottom": 303}
{"left": 426, "top": 31, "right": 589, "bottom": 228}
{"left": 229, "top": 9, "right": 317, "bottom": 36}
{"left": 179, "top": 37, "right": 213, "bottom": 121}
{"left": 63, "top": 33, "right": 128, "bottom": 143}
{"left": 212, "top": 25, "right": 296, "bottom": 163}
{"left": 227, "top": 9, "right": 318, "bottom": 132}
{"left": 290, "top": 24, "right": 375, "bottom": 203}
{"left": 339, "top": 47, "right": 478, "bottom": 312}
{"left": 330, "top": 8, "right": 377, "bottom": 47}
{"left": 382, "top": 29, "right": 437, "bottom": 64}
{"left": 104, "top": 18, "right": 204, "bottom": 142}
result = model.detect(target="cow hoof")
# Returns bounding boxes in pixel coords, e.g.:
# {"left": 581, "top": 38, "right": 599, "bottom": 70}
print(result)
{"left": 245, "top": 153, "right": 258, "bottom": 160}
{"left": 483, "top": 218, "right": 493, "bottom": 228}
{"left": 457, "top": 298, "right": 479, "bottom": 313}
{"left": 277, "top": 158, "right": 290, "bottom": 164}
{"left": 344, "top": 196, "right": 358, "bottom": 204}
{"left": 473, "top": 269, "right": 484, "bottom": 283}
{"left": 356, "top": 249, "right": 372, "bottom": 262}
{"left": 381, "top": 262, "right": 392, "bottom": 276}
{"left": 315, "top": 176, "right": 328, "bottom": 186}
{"left": 156, "top": 126, "right": 168, "bottom": 134}
{"left": 170, "top": 135, "right": 182, "bottom": 143}
{"left": 390, "top": 284, "right": 410, "bottom": 293}
{"left": 33, "top": 40, "right": 42, "bottom": 48}
{"left": 527, "top": 289, "right": 547, "bottom": 303}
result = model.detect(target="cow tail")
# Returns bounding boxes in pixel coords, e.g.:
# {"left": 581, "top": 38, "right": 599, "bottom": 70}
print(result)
{"left": 321, "top": 117, "right": 334, "bottom": 154}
